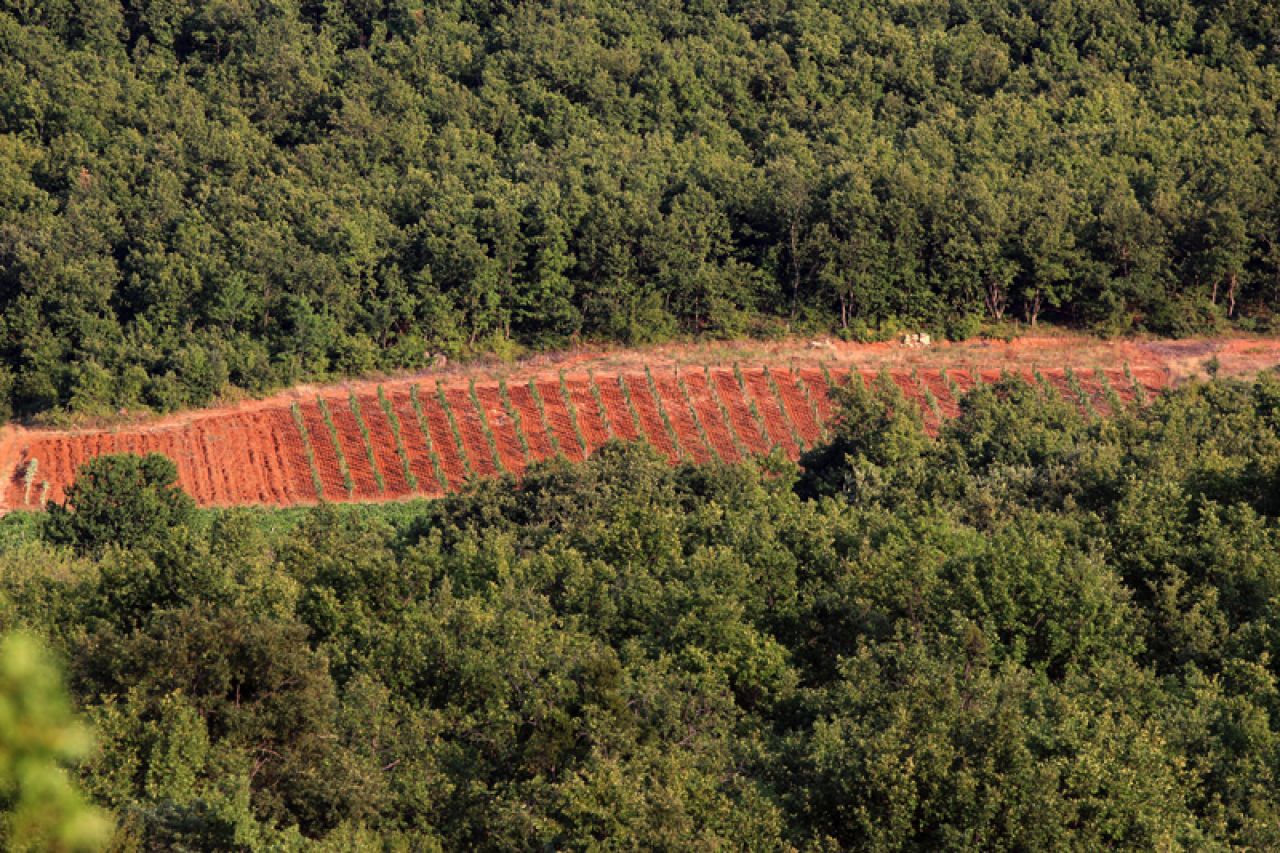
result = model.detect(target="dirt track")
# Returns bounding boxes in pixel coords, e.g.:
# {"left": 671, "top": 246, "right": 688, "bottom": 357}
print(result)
{"left": 1, "top": 335, "right": 1275, "bottom": 512}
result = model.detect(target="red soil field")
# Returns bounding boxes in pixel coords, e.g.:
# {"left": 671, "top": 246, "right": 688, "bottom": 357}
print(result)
{"left": 385, "top": 390, "right": 446, "bottom": 496}
{"left": 534, "top": 380, "right": 587, "bottom": 463}
{"left": 622, "top": 374, "right": 680, "bottom": 461}
{"left": 409, "top": 387, "right": 470, "bottom": 490}
{"left": 918, "top": 370, "right": 961, "bottom": 419}
{"left": 680, "top": 371, "right": 744, "bottom": 464}
{"left": 0, "top": 335, "right": 1273, "bottom": 512}
{"left": 740, "top": 368, "right": 800, "bottom": 456}
{"left": 506, "top": 383, "right": 558, "bottom": 461}
{"left": 770, "top": 369, "right": 824, "bottom": 447}
{"left": 473, "top": 385, "right": 530, "bottom": 476}
{"left": 354, "top": 394, "right": 412, "bottom": 498}
{"left": 442, "top": 387, "right": 499, "bottom": 479}
{"left": 564, "top": 378, "right": 612, "bottom": 456}
{"left": 593, "top": 376, "right": 644, "bottom": 443}
{"left": 325, "top": 398, "right": 383, "bottom": 500}
{"left": 710, "top": 369, "right": 772, "bottom": 455}
{"left": 650, "top": 373, "right": 713, "bottom": 464}
{"left": 300, "top": 402, "right": 353, "bottom": 500}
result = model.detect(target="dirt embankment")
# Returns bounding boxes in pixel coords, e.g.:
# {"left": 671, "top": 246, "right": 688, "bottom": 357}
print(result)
{"left": 2, "top": 336, "right": 1275, "bottom": 512}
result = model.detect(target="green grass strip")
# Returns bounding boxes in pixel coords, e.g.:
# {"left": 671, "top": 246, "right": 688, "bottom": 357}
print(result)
{"left": 348, "top": 392, "right": 385, "bottom": 493}
{"left": 291, "top": 402, "right": 325, "bottom": 500}
{"left": 437, "top": 382, "right": 476, "bottom": 478}
{"left": 22, "top": 458, "right": 38, "bottom": 506}
{"left": 705, "top": 367, "right": 752, "bottom": 457}
{"left": 409, "top": 385, "right": 450, "bottom": 492}
{"left": 558, "top": 371, "right": 590, "bottom": 456}
{"left": 316, "top": 397, "right": 354, "bottom": 496}
{"left": 764, "top": 365, "right": 807, "bottom": 451}
{"left": 675, "top": 372, "right": 716, "bottom": 457}
{"left": 1064, "top": 368, "right": 1097, "bottom": 417}
{"left": 498, "top": 379, "right": 532, "bottom": 462}
{"left": 913, "top": 368, "right": 944, "bottom": 424}
{"left": 378, "top": 387, "right": 418, "bottom": 492}
{"left": 645, "top": 366, "right": 685, "bottom": 460}
{"left": 733, "top": 362, "right": 773, "bottom": 450}
{"left": 588, "top": 373, "right": 614, "bottom": 438}
{"left": 528, "top": 379, "right": 562, "bottom": 457}
{"left": 794, "top": 367, "right": 827, "bottom": 441}
{"left": 1098, "top": 368, "right": 1125, "bottom": 414}
{"left": 617, "top": 375, "right": 645, "bottom": 439}
{"left": 470, "top": 378, "right": 507, "bottom": 474}
{"left": 1124, "top": 363, "right": 1149, "bottom": 405}
{"left": 940, "top": 368, "right": 963, "bottom": 402}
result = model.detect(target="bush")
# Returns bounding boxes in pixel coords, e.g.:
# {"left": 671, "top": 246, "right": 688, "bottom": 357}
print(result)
{"left": 44, "top": 454, "right": 195, "bottom": 556}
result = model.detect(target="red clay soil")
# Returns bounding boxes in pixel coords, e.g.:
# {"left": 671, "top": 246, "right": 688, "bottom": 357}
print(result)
{"left": 947, "top": 369, "right": 978, "bottom": 397}
{"left": 622, "top": 374, "right": 680, "bottom": 461}
{"left": 918, "top": 370, "right": 962, "bottom": 419}
{"left": 710, "top": 369, "right": 772, "bottom": 455}
{"left": 535, "top": 380, "right": 587, "bottom": 463}
{"left": 650, "top": 372, "right": 714, "bottom": 464}
{"left": 771, "top": 369, "right": 824, "bottom": 447}
{"left": 355, "top": 394, "right": 411, "bottom": 497}
{"left": 326, "top": 397, "right": 383, "bottom": 500}
{"left": 594, "top": 376, "right": 644, "bottom": 443}
{"left": 506, "top": 383, "right": 558, "bottom": 461}
{"left": 443, "top": 387, "right": 500, "bottom": 478}
{"left": 680, "top": 371, "right": 744, "bottom": 464}
{"left": 740, "top": 368, "right": 800, "bottom": 456}
{"left": 797, "top": 368, "right": 838, "bottom": 424}
{"left": 564, "top": 377, "right": 613, "bottom": 456}
{"left": 3, "top": 335, "right": 1279, "bottom": 512}
{"left": 473, "top": 385, "right": 530, "bottom": 476}
{"left": 300, "top": 402, "right": 352, "bottom": 500}
{"left": 386, "top": 390, "right": 446, "bottom": 496}
{"left": 409, "top": 386, "right": 470, "bottom": 490}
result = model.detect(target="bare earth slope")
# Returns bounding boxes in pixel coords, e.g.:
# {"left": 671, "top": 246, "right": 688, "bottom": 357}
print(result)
{"left": 2, "top": 336, "right": 1276, "bottom": 512}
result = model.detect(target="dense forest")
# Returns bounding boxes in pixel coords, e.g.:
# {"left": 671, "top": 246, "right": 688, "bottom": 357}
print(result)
{"left": 2, "top": 1, "right": 1280, "bottom": 418}
{"left": 3, "top": 373, "right": 1280, "bottom": 848}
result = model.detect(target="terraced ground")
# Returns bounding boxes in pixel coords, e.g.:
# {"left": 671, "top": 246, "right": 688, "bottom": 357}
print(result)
{"left": 1, "top": 335, "right": 1276, "bottom": 511}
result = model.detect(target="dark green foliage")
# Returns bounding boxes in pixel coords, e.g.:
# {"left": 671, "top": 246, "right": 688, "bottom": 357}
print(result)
{"left": 4, "top": 1, "right": 1280, "bottom": 418}
{"left": 44, "top": 453, "right": 194, "bottom": 556}
{"left": 13, "top": 374, "right": 1280, "bottom": 844}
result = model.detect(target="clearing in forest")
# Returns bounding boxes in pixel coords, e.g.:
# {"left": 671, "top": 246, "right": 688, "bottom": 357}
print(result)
{"left": 1, "top": 335, "right": 1275, "bottom": 511}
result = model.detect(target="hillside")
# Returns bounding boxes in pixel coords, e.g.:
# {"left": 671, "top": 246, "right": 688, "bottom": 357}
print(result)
{"left": 9, "top": 335, "right": 1275, "bottom": 511}
{"left": 3, "top": 2, "right": 1280, "bottom": 419}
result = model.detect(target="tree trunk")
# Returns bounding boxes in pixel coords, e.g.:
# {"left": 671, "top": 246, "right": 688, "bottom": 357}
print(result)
{"left": 985, "top": 278, "right": 1006, "bottom": 321}
{"left": 1024, "top": 289, "right": 1042, "bottom": 327}
{"left": 789, "top": 218, "right": 801, "bottom": 317}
